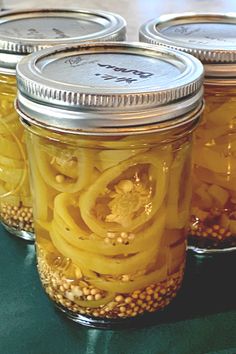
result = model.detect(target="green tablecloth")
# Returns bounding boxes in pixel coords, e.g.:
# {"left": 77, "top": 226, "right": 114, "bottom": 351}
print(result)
{"left": 0, "top": 224, "right": 236, "bottom": 354}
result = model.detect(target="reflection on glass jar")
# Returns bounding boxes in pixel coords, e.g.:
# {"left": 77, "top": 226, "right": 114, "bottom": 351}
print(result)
{"left": 25, "top": 131, "right": 193, "bottom": 321}
{"left": 0, "top": 74, "right": 33, "bottom": 239}
{"left": 189, "top": 85, "right": 236, "bottom": 252}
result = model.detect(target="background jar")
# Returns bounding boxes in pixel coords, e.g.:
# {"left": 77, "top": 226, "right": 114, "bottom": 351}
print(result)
{"left": 140, "top": 13, "right": 236, "bottom": 254}
{"left": 0, "top": 8, "right": 126, "bottom": 241}
{"left": 16, "top": 42, "right": 203, "bottom": 327}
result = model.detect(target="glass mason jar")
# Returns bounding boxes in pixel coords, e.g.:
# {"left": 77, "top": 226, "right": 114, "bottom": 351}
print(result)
{"left": 16, "top": 42, "right": 203, "bottom": 327}
{"left": 140, "top": 13, "right": 236, "bottom": 254}
{"left": 0, "top": 9, "right": 126, "bottom": 241}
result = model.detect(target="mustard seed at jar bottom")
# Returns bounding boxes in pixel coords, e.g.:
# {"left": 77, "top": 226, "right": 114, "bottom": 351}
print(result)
{"left": 140, "top": 13, "right": 236, "bottom": 253}
{"left": 0, "top": 9, "right": 126, "bottom": 241}
{"left": 16, "top": 42, "right": 203, "bottom": 327}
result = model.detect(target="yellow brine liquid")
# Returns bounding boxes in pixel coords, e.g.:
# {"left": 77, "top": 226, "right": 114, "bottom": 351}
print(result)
{"left": 26, "top": 128, "right": 192, "bottom": 319}
{"left": 190, "top": 84, "right": 236, "bottom": 251}
{"left": 0, "top": 74, "right": 33, "bottom": 237}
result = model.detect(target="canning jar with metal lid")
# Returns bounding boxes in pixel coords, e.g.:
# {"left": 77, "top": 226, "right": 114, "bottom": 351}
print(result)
{"left": 16, "top": 41, "right": 203, "bottom": 327}
{"left": 0, "top": 9, "right": 126, "bottom": 241}
{"left": 140, "top": 13, "right": 236, "bottom": 254}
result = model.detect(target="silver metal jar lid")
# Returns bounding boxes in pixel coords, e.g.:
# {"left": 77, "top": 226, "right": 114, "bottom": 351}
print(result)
{"left": 0, "top": 8, "right": 126, "bottom": 74}
{"left": 139, "top": 13, "right": 236, "bottom": 79}
{"left": 16, "top": 41, "right": 204, "bottom": 135}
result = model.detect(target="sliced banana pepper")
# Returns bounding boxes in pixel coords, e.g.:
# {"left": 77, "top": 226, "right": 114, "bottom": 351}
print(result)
{"left": 69, "top": 292, "right": 115, "bottom": 308}
{"left": 166, "top": 144, "right": 192, "bottom": 229}
{"left": 205, "top": 100, "right": 236, "bottom": 126}
{"left": 27, "top": 134, "right": 58, "bottom": 222}
{"left": 195, "top": 166, "right": 236, "bottom": 193}
{"left": 49, "top": 216, "right": 168, "bottom": 293}
{"left": 193, "top": 146, "right": 236, "bottom": 174}
{"left": 0, "top": 135, "right": 23, "bottom": 160}
{"left": 53, "top": 192, "right": 166, "bottom": 255}
{"left": 50, "top": 220, "right": 161, "bottom": 276}
{"left": 95, "top": 148, "right": 148, "bottom": 171}
{"left": 34, "top": 139, "right": 93, "bottom": 193}
{"left": 53, "top": 192, "right": 89, "bottom": 238}
{"left": 84, "top": 259, "right": 168, "bottom": 293}
{"left": 79, "top": 150, "right": 169, "bottom": 237}
{"left": 0, "top": 155, "right": 24, "bottom": 168}
{"left": 54, "top": 210, "right": 165, "bottom": 257}
{"left": 0, "top": 108, "right": 27, "bottom": 199}
{"left": 31, "top": 132, "right": 188, "bottom": 298}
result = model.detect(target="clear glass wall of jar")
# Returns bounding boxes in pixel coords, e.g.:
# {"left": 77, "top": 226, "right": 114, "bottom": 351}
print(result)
{"left": 0, "top": 74, "right": 34, "bottom": 240}
{"left": 16, "top": 42, "right": 203, "bottom": 326}
{"left": 0, "top": 9, "right": 126, "bottom": 241}
{"left": 189, "top": 84, "right": 236, "bottom": 252}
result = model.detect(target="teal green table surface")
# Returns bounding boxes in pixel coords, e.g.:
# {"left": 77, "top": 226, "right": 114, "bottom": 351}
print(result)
{"left": 0, "top": 224, "right": 236, "bottom": 354}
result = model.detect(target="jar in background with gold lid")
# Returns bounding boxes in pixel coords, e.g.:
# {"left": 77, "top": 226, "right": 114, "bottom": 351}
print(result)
{"left": 16, "top": 42, "right": 203, "bottom": 327}
{"left": 140, "top": 13, "right": 236, "bottom": 254}
{"left": 0, "top": 8, "right": 126, "bottom": 241}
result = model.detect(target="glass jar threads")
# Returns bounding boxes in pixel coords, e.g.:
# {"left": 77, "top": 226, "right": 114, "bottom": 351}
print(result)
{"left": 0, "top": 9, "right": 126, "bottom": 241}
{"left": 16, "top": 42, "right": 203, "bottom": 327}
{"left": 140, "top": 13, "right": 236, "bottom": 253}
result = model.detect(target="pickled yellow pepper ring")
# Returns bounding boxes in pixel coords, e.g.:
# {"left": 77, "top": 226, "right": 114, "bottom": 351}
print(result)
{"left": 30, "top": 152, "right": 50, "bottom": 222}
{"left": 0, "top": 155, "right": 24, "bottom": 168}
{"left": 52, "top": 195, "right": 166, "bottom": 255}
{"left": 205, "top": 100, "right": 236, "bottom": 126}
{"left": 0, "top": 107, "right": 23, "bottom": 134}
{"left": 50, "top": 220, "right": 160, "bottom": 275}
{"left": 34, "top": 140, "right": 93, "bottom": 193}
{"left": 49, "top": 216, "right": 168, "bottom": 293}
{"left": 79, "top": 151, "right": 168, "bottom": 237}
{"left": 95, "top": 148, "right": 148, "bottom": 171}
{"left": 0, "top": 112, "right": 27, "bottom": 199}
{"left": 69, "top": 292, "right": 115, "bottom": 308}
{"left": 193, "top": 146, "right": 236, "bottom": 174}
{"left": 55, "top": 209, "right": 166, "bottom": 255}
{"left": 195, "top": 166, "right": 236, "bottom": 193}
{"left": 53, "top": 193, "right": 89, "bottom": 238}
{"left": 85, "top": 259, "right": 168, "bottom": 293}
{"left": 166, "top": 144, "right": 192, "bottom": 229}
